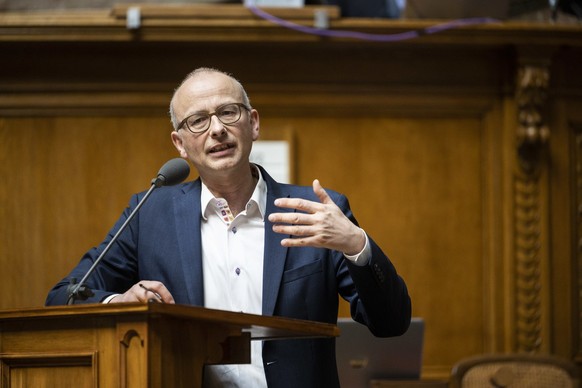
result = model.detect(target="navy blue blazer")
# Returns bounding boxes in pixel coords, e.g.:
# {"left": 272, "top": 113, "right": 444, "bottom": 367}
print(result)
{"left": 46, "top": 166, "right": 411, "bottom": 388}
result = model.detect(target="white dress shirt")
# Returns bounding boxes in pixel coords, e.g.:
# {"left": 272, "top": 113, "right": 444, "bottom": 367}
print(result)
{"left": 200, "top": 166, "right": 268, "bottom": 388}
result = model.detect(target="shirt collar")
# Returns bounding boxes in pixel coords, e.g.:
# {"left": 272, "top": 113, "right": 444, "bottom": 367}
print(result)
{"left": 201, "top": 164, "right": 267, "bottom": 221}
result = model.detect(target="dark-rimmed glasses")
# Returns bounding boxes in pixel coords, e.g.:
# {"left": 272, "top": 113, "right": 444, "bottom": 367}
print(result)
{"left": 177, "top": 103, "right": 250, "bottom": 134}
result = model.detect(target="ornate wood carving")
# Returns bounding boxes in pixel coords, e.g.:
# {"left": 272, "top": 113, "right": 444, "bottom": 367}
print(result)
{"left": 513, "top": 64, "right": 550, "bottom": 353}
{"left": 516, "top": 65, "right": 550, "bottom": 173}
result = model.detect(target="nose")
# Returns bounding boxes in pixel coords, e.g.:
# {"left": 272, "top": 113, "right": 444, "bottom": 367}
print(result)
{"left": 207, "top": 114, "right": 226, "bottom": 137}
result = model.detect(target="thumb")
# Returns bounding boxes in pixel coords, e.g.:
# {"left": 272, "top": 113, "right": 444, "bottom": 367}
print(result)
{"left": 313, "top": 179, "right": 333, "bottom": 204}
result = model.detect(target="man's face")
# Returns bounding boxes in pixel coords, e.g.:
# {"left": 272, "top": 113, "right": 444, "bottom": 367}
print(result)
{"left": 170, "top": 72, "right": 259, "bottom": 177}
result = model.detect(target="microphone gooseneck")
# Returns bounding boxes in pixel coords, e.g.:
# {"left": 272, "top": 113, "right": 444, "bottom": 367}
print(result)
{"left": 66, "top": 158, "right": 191, "bottom": 305}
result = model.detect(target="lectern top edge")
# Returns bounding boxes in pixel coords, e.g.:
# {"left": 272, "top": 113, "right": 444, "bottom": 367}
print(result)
{"left": 0, "top": 302, "right": 339, "bottom": 341}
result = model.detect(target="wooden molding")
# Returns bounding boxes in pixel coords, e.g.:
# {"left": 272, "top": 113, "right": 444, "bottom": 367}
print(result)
{"left": 0, "top": 7, "right": 581, "bottom": 45}
{"left": 110, "top": 4, "right": 341, "bottom": 20}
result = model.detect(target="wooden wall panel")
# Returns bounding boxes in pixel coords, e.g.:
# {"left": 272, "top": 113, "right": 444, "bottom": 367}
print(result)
{"left": 263, "top": 114, "right": 489, "bottom": 374}
{"left": 556, "top": 99, "right": 582, "bottom": 366}
{"left": 0, "top": 117, "right": 184, "bottom": 309}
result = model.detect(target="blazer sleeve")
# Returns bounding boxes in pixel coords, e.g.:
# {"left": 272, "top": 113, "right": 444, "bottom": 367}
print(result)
{"left": 334, "top": 192, "right": 412, "bottom": 337}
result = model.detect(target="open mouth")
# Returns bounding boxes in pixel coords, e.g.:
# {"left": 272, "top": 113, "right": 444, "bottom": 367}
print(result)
{"left": 209, "top": 143, "right": 235, "bottom": 153}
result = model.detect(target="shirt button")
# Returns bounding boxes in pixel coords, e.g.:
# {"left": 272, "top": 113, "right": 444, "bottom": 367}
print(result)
{"left": 235, "top": 268, "right": 241, "bottom": 275}
{"left": 232, "top": 227, "right": 237, "bottom": 234}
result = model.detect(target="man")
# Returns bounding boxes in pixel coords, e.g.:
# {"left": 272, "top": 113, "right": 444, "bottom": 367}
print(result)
{"left": 46, "top": 67, "right": 411, "bottom": 387}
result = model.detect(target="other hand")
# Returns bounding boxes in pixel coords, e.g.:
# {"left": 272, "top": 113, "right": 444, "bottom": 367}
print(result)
{"left": 109, "top": 280, "right": 175, "bottom": 304}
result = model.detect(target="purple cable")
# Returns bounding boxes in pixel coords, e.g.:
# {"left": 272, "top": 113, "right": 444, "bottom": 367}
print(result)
{"left": 248, "top": 5, "right": 499, "bottom": 42}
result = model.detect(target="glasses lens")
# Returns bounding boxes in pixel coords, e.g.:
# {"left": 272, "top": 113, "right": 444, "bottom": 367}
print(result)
{"left": 216, "top": 104, "right": 242, "bottom": 124}
{"left": 186, "top": 114, "right": 210, "bottom": 132}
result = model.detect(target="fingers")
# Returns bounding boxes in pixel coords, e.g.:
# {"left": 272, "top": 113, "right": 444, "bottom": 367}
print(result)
{"left": 312, "top": 179, "right": 333, "bottom": 205}
{"left": 279, "top": 234, "right": 330, "bottom": 249}
{"left": 270, "top": 179, "right": 330, "bottom": 217}
{"left": 139, "top": 283, "right": 164, "bottom": 303}
{"left": 268, "top": 178, "right": 335, "bottom": 234}
{"left": 138, "top": 281, "right": 175, "bottom": 304}
{"left": 110, "top": 281, "right": 175, "bottom": 304}
{"left": 268, "top": 210, "right": 316, "bottom": 226}
{"left": 272, "top": 197, "right": 321, "bottom": 214}
{"left": 272, "top": 222, "right": 319, "bottom": 237}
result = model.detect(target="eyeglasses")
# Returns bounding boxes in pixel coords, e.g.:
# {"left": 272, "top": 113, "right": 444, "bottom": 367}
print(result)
{"left": 177, "top": 103, "right": 250, "bottom": 134}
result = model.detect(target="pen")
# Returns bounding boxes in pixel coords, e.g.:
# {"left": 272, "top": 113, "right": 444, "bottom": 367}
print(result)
{"left": 139, "top": 283, "right": 164, "bottom": 303}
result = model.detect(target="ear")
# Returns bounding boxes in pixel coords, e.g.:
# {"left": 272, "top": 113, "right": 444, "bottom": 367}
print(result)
{"left": 171, "top": 131, "right": 188, "bottom": 158}
{"left": 250, "top": 109, "right": 260, "bottom": 141}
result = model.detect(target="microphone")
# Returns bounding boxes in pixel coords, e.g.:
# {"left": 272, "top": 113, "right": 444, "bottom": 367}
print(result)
{"left": 152, "top": 157, "right": 191, "bottom": 188}
{"left": 66, "top": 158, "right": 190, "bottom": 305}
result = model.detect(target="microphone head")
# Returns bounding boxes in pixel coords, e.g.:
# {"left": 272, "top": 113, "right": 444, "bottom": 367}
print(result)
{"left": 152, "top": 158, "right": 190, "bottom": 188}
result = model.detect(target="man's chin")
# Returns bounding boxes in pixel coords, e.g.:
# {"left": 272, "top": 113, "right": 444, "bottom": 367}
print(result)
{"left": 206, "top": 158, "right": 243, "bottom": 172}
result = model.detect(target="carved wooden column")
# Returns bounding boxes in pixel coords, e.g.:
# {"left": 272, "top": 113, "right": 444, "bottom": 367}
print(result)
{"left": 513, "top": 61, "right": 551, "bottom": 353}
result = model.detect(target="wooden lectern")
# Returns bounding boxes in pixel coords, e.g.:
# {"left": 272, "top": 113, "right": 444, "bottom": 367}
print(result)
{"left": 0, "top": 303, "right": 338, "bottom": 387}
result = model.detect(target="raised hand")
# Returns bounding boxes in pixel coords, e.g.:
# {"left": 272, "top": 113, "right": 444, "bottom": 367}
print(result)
{"left": 268, "top": 179, "right": 365, "bottom": 255}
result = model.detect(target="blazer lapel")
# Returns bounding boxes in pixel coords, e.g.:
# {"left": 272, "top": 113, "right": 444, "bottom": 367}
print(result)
{"left": 261, "top": 167, "right": 292, "bottom": 317}
{"left": 173, "top": 180, "right": 204, "bottom": 306}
